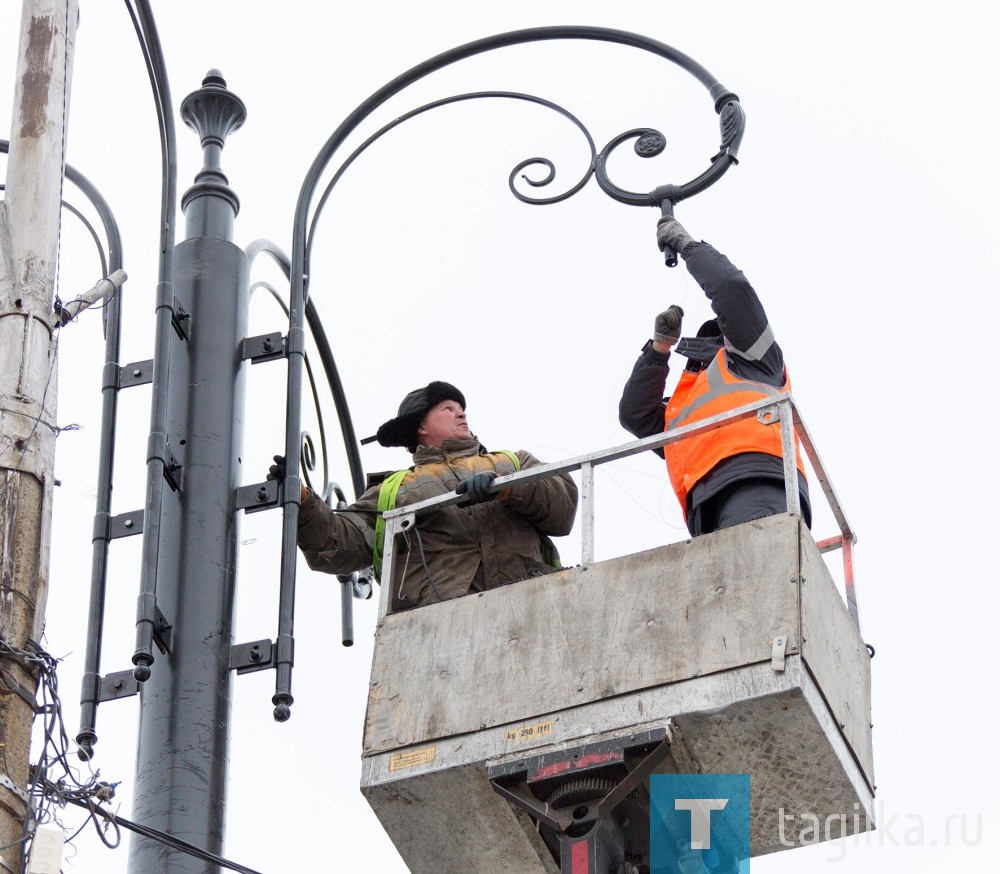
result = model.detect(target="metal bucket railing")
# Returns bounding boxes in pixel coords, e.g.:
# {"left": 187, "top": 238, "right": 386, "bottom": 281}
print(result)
{"left": 378, "top": 394, "right": 859, "bottom": 629}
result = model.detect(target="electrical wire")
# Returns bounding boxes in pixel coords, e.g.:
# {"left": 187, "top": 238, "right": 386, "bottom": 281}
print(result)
{"left": 0, "top": 637, "right": 106, "bottom": 868}
{"left": 60, "top": 796, "right": 264, "bottom": 874}
{"left": 411, "top": 527, "right": 446, "bottom": 602}
{"left": 0, "top": 637, "right": 266, "bottom": 873}
{"left": 63, "top": 815, "right": 90, "bottom": 846}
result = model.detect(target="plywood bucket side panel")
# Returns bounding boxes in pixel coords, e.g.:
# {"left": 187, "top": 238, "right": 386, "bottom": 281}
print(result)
{"left": 365, "top": 515, "right": 804, "bottom": 754}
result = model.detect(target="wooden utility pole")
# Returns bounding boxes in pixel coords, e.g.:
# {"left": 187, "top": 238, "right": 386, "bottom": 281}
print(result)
{"left": 0, "top": 1, "right": 77, "bottom": 870}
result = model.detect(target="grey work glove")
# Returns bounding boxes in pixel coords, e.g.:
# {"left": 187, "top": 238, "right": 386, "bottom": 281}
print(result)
{"left": 456, "top": 471, "right": 498, "bottom": 504}
{"left": 267, "top": 454, "right": 308, "bottom": 501}
{"left": 266, "top": 454, "right": 286, "bottom": 482}
{"left": 653, "top": 305, "right": 684, "bottom": 347}
{"left": 656, "top": 216, "right": 695, "bottom": 257}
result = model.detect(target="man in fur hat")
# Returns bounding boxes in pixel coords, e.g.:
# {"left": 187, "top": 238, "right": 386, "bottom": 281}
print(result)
{"left": 270, "top": 381, "right": 577, "bottom": 612}
{"left": 619, "top": 217, "right": 811, "bottom": 536}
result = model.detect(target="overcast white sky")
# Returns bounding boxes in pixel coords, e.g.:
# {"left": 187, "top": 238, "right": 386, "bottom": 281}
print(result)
{"left": 3, "top": 1, "right": 999, "bottom": 872}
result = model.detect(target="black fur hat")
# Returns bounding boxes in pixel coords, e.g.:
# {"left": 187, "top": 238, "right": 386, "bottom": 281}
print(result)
{"left": 370, "top": 381, "right": 466, "bottom": 452}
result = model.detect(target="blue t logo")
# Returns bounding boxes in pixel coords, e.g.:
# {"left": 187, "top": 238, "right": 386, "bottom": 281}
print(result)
{"left": 651, "top": 774, "right": 750, "bottom": 872}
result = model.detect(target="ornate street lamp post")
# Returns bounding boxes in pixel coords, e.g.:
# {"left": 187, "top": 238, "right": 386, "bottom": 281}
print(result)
{"left": 71, "top": 15, "right": 743, "bottom": 873}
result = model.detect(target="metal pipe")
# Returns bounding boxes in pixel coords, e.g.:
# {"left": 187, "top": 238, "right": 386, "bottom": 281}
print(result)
{"left": 63, "top": 168, "right": 124, "bottom": 760}
{"left": 129, "top": 0, "right": 179, "bottom": 683}
{"left": 243, "top": 240, "right": 365, "bottom": 718}
{"left": 790, "top": 402, "right": 855, "bottom": 541}
{"left": 243, "top": 239, "right": 365, "bottom": 498}
{"left": 2, "top": 139, "right": 128, "bottom": 760}
{"left": 339, "top": 575, "right": 355, "bottom": 646}
{"left": 843, "top": 537, "right": 860, "bottom": 630}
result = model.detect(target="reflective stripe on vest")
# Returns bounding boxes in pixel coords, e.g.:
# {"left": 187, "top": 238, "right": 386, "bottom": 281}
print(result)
{"left": 663, "top": 350, "right": 805, "bottom": 514}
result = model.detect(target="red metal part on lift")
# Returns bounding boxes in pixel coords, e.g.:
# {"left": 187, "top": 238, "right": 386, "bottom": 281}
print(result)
{"left": 529, "top": 751, "right": 624, "bottom": 782}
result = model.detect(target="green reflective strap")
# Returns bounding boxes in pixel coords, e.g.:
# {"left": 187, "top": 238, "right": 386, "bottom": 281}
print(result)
{"left": 540, "top": 535, "right": 562, "bottom": 570}
{"left": 373, "top": 469, "right": 409, "bottom": 580}
{"left": 497, "top": 449, "right": 521, "bottom": 471}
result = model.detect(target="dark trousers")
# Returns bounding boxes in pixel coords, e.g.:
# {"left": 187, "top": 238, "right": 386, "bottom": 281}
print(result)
{"left": 690, "top": 479, "right": 798, "bottom": 536}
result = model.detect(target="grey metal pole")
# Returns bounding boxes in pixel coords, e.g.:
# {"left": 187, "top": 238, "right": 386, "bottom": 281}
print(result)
{"left": 127, "top": 70, "right": 247, "bottom": 874}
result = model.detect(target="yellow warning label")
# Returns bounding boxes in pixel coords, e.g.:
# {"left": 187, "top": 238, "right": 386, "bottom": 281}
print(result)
{"left": 388, "top": 747, "right": 436, "bottom": 771}
{"left": 503, "top": 720, "right": 553, "bottom": 743}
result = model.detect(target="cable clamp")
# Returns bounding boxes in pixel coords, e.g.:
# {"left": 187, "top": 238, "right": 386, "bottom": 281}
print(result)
{"left": 0, "top": 773, "right": 29, "bottom": 805}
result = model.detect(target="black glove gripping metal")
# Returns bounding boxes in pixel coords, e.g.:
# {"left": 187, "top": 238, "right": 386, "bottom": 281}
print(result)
{"left": 456, "top": 472, "right": 499, "bottom": 504}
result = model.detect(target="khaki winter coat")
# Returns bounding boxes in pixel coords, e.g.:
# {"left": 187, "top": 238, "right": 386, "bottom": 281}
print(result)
{"left": 297, "top": 438, "right": 578, "bottom": 612}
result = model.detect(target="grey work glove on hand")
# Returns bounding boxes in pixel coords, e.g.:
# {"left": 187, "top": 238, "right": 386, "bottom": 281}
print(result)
{"left": 267, "top": 454, "right": 307, "bottom": 501}
{"left": 656, "top": 216, "right": 695, "bottom": 256}
{"left": 456, "top": 471, "right": 498, "bottom": 504}
{"left": 653, "top": 305, "right": 684, "bottom": 347}
{"left": 267, "top": 455, "right": 286, "bottom": 481}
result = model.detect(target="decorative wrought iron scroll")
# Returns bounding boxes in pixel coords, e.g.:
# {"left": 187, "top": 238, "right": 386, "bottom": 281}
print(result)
{"left": 270, "top": 26, "right": 745, "bottom": 721}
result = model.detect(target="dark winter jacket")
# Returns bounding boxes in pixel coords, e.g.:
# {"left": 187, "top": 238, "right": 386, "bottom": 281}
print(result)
{"left": 297, "top": 438, "right": 578, "bottom": 612}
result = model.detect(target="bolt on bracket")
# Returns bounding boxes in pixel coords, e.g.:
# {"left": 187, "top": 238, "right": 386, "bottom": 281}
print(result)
{"left": 171, "top": 297, "right": 191, "bottom": 341}
{"left": 230, "top": 639, "right": 274, "bottom": 674}
{"left": 152, "top": 606, "right": 173, "bottom": 655}
{"left": 118, "top": 358, "right": 154, "bottom": 389}
{"left": 98, "top": 669, "right": 140, "bottom": 702}
{"left": 237, "top": 480, "right": 278, "bottom": 513}
{"left": 241, "top": 331, "right": 285, "bottom": 364}
{"left": 110, "top": 510, "right": 144, "bottom": 539}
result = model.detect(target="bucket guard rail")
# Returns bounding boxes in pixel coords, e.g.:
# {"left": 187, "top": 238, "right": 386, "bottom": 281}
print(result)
{"left": 380, "top": 393, "right": 860, "bottom": 629}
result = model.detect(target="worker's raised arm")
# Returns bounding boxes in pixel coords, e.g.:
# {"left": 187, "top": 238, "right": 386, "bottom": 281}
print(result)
{"left": 658, "top": 217, "right": 784, "bottom": 387}
{"left": 618, "top": 304, "right": 685, "bottom": 454}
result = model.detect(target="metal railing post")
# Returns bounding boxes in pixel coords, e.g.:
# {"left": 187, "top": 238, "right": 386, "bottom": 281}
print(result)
{"left": 581, "top": 461, "right": 595, "bottom": 565}
{"left": 776, "top": 398, "right": 800, "bottom": 516}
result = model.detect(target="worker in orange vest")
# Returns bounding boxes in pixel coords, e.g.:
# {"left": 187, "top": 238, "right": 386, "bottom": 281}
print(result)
{"left": 619, "top": 217, "right": 811, "bottom": 536}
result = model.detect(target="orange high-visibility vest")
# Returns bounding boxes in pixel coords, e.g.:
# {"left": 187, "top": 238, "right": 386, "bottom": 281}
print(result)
{"left": 664, "top": 349, "right": 805, "bottom": 518}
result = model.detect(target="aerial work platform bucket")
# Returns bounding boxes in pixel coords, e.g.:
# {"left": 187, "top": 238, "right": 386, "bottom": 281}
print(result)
{"left": 360, "top": 513, "right": 874, "bottom": 872}
{"left": 360, "top": 396, "right": 872, "bottom": 871}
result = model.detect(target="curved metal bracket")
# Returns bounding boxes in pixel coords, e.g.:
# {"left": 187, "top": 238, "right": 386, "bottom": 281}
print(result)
{"left": 593, "top": 88, "right": 744, "bottom": 208}
{"left": 273, "top": 27, "right": 745, "bottom": 723}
